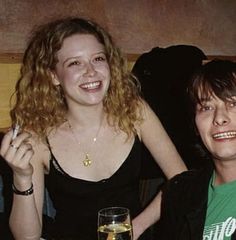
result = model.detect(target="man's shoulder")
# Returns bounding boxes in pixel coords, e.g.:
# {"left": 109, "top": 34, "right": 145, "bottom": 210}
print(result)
{"left": 165, "top": 166, "right": 211, "bottom": 193}
{"left": 169, "top": 169, "right": 201, "bottom": 186}
{"left": 160, "top": 168, "right": 210, "bottom": 209}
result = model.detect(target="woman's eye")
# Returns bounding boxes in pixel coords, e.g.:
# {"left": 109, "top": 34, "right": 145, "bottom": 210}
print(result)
{"left": 68, "top": 61, "right": 80, "bottom": 67}
{"left": 94, "top": 56, "right": 106, "bottom": 62}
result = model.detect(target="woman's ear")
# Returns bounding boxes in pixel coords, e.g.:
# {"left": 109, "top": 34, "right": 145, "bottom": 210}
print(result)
{"left": 50, "top": 71, "right": 60, "bottom": 86}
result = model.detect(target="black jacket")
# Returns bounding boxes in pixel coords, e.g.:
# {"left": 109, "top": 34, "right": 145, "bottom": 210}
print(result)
{"left": 156, "top": 163, "right": 236, "bottom": 239}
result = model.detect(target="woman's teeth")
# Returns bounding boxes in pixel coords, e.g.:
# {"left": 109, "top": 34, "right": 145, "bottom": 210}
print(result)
{"left": 81, "top": 81, "right": 100, "bottom": 89}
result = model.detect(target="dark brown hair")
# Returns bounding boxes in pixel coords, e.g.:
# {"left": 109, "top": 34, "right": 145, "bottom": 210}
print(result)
{"left": 188, "top": 59, "right": 236, "bottom": 114}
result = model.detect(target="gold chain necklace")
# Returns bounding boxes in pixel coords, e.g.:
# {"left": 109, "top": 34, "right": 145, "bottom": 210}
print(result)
{"left": 67, "top": 118, "right": 103, "bottom": 167}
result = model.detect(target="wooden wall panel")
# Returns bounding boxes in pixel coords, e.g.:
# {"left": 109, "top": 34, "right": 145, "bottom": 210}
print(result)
{"left": 0, "top": 64, "right": 20, "bottom": 128}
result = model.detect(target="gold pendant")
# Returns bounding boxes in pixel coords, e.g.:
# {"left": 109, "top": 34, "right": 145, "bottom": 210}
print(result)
{"left": 83, "top": 153, "right": 92, "bottom": 167}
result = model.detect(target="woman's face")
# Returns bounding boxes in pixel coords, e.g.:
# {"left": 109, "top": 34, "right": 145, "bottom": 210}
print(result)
{"left": 53, "top": 34, "right": 111, "bottom": 108}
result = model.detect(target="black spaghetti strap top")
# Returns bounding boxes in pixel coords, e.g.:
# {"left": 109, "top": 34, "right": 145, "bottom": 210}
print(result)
{"left": 45, "top": 137, "right": 143, "bottom": 240}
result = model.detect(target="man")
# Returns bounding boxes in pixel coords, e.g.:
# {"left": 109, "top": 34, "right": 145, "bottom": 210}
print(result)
{"left": 157, "top": 59, "right": 236, "bottom": 240}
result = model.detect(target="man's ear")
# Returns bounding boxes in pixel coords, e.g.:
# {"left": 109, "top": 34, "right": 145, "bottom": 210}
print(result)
{"left": 194, "top": 123, "right": 200, "bottom": 136}
{"left": 50, "top": 71, "right": 60, "bottom": 86}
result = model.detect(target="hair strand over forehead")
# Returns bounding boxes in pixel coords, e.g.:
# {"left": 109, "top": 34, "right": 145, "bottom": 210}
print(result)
{"left": 188, "top": 59, "right": 236, "bottom": 113}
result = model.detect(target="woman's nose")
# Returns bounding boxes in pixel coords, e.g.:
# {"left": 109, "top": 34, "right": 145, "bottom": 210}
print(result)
{"left": 84, "top": 62, "right": 96, "bottom": 76}
{"left": 213, "top": 107, "right": 230, "bottom": 126}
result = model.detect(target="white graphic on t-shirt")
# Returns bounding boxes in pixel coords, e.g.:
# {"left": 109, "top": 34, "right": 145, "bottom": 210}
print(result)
{"left": 203, "top": 217, "right": 236, "bottom": 240}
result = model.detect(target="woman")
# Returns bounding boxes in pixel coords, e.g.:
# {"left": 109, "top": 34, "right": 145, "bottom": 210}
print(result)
{"left": 0, "top": 17, "right": 186, "bottom": 239}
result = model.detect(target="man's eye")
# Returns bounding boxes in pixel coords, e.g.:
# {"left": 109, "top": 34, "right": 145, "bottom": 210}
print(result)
{"left": 228, "top": 101, "right": 236, "bottom": 108}
{"left": 198, "top": 105, "right": 212, "bottom": 112}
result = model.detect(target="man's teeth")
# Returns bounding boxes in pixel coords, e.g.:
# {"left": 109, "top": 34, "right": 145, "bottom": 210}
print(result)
{"left": 213, "top": 131, "right": 236, "bottom": 139}
{"left": 81, "top": 81, "right": 100, "bottom": 89}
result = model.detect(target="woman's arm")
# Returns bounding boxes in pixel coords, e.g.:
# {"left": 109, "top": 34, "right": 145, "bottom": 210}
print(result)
{"left": 132, "top": 101, "right": 187, "bottom": 239}
{"left": 132, "top": 190, "right": 162, "bottom": 239}
{"left": 0, "top": 129, "right": 46, "bottom": 240}
{"left": 139, "top": 101, "right": 187, "bottom": 178}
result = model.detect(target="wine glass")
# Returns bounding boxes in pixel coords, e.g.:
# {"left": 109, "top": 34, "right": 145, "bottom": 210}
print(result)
{"left": 97, "top": 207, "right": 133, "bottom": 240}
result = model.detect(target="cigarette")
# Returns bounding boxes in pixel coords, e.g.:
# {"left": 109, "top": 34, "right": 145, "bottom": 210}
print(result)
{"left": 12, "top": 124, "right": 20, "bottom": 140}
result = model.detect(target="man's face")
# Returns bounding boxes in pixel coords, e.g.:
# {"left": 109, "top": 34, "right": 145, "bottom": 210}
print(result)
{"left": 195, "top": 94, "right": 236, "bottom": 163}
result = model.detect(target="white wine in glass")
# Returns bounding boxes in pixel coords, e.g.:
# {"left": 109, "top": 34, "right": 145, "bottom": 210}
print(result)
{"left": 98, "top": 207, "right": 133, "bottom": 240}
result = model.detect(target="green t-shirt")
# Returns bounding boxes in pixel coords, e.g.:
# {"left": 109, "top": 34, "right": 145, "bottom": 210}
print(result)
{"left": 203, "top": 172, "right": 236, "bottom": 240}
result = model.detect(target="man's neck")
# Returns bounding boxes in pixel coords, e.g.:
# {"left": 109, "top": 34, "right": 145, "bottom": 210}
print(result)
{"left": 213, "top": 160, "right": 236, "bottom": 185}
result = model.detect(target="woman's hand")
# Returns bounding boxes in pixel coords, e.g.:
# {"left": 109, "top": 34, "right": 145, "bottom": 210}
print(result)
{"left": 0, "top": 129, "right": 34, "bottom": 180}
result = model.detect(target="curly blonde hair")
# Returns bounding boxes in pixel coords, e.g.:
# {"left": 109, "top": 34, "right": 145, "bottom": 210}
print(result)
{"left": 11, "top": 17, "right": 143, "bottom": 140}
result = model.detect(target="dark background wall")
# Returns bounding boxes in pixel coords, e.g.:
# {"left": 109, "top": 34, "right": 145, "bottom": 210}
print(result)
{"left": 0, "top": 0, "right": 235, "bottom": 56}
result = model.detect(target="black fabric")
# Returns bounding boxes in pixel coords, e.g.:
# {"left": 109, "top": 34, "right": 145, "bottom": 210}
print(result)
{"left": 156, "top": 162, "right": 236, "bottom": 240}
{"left": 45, "top": 137, "right": 149, "bottom": 240}
{"left": 132, "top": 45, "right": 207, "bottom": 171}
{"left": 0, "top": 131, "right": 14, "bottom": 240}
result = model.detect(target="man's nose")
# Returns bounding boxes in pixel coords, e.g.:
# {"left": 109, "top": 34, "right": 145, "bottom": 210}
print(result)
{"left": 213, "top": 107, "right": 230, "bottom": 126}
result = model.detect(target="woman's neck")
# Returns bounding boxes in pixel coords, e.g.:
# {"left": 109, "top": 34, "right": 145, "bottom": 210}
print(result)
{"left": 67, "top": 105, "right": 106, "bottom": 129}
